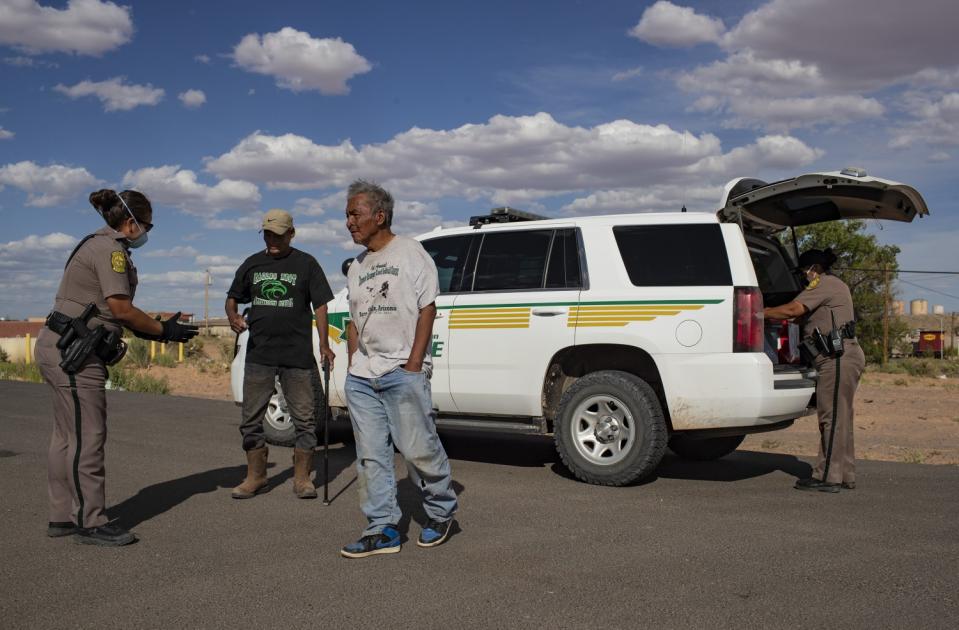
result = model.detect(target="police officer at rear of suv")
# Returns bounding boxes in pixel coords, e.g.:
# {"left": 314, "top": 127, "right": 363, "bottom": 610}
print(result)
{"left": 764, "top": 248, "right": 865, "bottom": 493}
{"left": 36, "top": 189, "right": 198, "bottom": 546}
{"left": 226, "top": 209, "right": 335, "bottom": 500}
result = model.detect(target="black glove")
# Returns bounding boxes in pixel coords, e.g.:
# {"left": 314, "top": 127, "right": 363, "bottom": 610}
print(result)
{"left": 159, "top": 312, "right": 199, "bottom": 343}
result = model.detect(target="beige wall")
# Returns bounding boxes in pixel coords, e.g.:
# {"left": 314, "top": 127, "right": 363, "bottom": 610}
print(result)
{"left": 0, "top": 336, "right": 37, "bottom": 362}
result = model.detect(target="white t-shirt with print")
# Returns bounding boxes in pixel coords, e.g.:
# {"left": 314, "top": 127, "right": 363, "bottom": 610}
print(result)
{"left": 347, "top": 235, "right": 440, "bottom": 378}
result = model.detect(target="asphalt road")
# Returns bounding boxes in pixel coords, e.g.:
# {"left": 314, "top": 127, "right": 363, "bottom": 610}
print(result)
{"left": 1, "top": 380, "right": 957, "bottom": 629}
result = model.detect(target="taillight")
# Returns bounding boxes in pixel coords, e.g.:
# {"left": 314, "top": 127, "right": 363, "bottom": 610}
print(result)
{"left": 733, "top": 286, "right": 764, "bottom": 353}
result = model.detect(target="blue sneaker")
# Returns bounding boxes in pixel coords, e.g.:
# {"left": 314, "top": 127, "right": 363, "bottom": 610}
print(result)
{"left": 417, "top": 519, "right": 453, "bottom": 548}
{"left": 340, "top": 525, "right": 401, "bottom": 559}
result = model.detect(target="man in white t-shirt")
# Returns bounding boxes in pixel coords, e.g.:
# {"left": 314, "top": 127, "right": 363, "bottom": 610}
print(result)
{"left": 340, "top": 180, "right": 458, "bottom": 559}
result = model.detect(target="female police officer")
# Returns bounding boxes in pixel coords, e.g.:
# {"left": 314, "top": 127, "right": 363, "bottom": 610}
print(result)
{"left": 35, "top": 189, "right": 198, "bottom": 546}
{"left": 764, "top": 248, "right": 865, "bottom": 493}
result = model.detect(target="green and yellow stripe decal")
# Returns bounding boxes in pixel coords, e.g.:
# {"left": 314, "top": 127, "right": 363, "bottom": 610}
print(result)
{"left": 328, "top": 299, "right": 722, "bottom": 335}
{"left": 568, "top": 303, "right": 707, "bottom": 327}
{"left": 449, "top": 307, "right": 531, "bottom": 329}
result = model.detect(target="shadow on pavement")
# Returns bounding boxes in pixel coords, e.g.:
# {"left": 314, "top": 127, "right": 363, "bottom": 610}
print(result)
{"left": 650, "top": 449, "right": 812, "bottom": 483}
{"left": 395, "top": 477, "right": 466, "bottom": 542}
{"left": 439, "top": 430, "right": 558, "bottom": 468}
{"left": 437, "top": 428, "right": 811, "bottom": 486}
{"left": 108, "top": 445, "right": 358, "bottom": 528}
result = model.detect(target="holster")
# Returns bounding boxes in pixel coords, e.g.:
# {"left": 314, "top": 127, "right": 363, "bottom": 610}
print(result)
{"left": 45, "top": 304, "right": 127, "bottom": 374}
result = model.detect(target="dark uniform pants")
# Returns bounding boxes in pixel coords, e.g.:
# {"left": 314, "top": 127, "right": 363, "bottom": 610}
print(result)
{"left": 35, "top": 328, "right": 109, "bottom": 529}
{"left": 240, "top": 362, "right": 317, "bottom": 451}
{"left": 813, "top": 341, "right": 866, "bottom": 484}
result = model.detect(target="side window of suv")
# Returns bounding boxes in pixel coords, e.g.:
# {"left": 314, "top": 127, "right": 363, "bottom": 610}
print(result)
{"left": 474, "top": 230, "right": 553, "bottom": 291}
{"left": 613, "top": 224, "right": 732, "bottom": 286}
{"left": 422, "top": 234, "right": 475, "bottom": 293}
{"left": 545, "top": 228, "right": 582, "bottom": 289}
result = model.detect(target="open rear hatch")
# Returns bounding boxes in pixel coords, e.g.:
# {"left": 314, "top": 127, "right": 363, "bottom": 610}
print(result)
{"left": 718, "top": 169, "right": 929, "bottom": 235}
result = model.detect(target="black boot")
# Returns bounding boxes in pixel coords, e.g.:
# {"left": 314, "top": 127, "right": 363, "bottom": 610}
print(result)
{"left": 794, "top": 477, "right": 840, "bottom": 493}
{"left": 47, "top": 521, "right": 78, "bottom": 537}
{"left": 74, "top": 523, "right": 137, "bottom": 546}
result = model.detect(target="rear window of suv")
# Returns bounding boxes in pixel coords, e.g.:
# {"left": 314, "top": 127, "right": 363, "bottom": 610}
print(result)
{"left": 613, "top": 224, "right": 731, "bottom": 286}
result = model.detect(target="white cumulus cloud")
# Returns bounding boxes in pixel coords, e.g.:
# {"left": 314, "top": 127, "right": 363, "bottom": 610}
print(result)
{"left": 889, "top": 92, "right": 959, "bottom": 149}
{"left": 122, "top": 165, "right": 261, "bottom": 216}
{"left": 178, "top": 89, "right": 206, "bottom": 108}
{"left": 0, "top": 160, "right": 99, "bottom": 207}
{"left": 724, "top": 0, "right": 959, "bottom": 88}
{"left": 630, "top": 1, "right": 725, "bottom": 47}
{"left": 142, "top": 245, "right": 200, "bottom": 259}
{"left": 0, "top": 0, "right": 133, "bottom": 56}
{"left": 0, "top": 127, "right": 13, "bottom": 140}
{"left": 231, "top": 27, "right": 372, "bottom": 95}
{"left": 206, "top": 112, "right": 819, "bottom": 205}
{"left": 54, "top": 77, "right": 164, "bottom": 111}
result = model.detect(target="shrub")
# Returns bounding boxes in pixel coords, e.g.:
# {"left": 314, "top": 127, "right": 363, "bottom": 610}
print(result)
{"left": 873, "top": 357, "right": 959, "bottom": 379}
{"left": 0, "top": 347, "right": 9, "bottom": 362}
{"left": 153, "top": 352, "right": 178, "bottom": 368}
{"left": 0, "top": 361, "right": 43, "bottom": 383}
{"left": 125, "top": 337, "right": 151, "bottom": 368}
{"left": 107, "top": 366, "right": 169, "bottom": 394}
{"left": 185, "top": 337, "right": 204, "bottom": 359}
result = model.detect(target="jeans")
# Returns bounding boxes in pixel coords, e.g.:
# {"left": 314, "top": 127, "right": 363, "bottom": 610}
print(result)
{"left": 241, "top": 362, "right": 317, "bottom": 451}
{"left": 346, "top": 368, "right": 457, "bottom": 535}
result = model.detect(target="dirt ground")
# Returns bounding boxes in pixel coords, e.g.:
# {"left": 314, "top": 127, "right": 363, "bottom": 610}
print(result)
{"left": 145, "top": 349, "right": 958, "bottom": 466}
{"left": 743, "top": 371, "right": 959, "bottom": 465}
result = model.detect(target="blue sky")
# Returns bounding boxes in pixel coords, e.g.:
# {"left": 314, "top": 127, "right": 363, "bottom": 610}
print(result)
{"left": 1, "top": 0, "right": 957, "bottom": 319}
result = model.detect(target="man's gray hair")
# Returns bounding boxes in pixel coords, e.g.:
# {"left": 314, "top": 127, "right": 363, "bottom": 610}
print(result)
{"left": 348, "top": 179, "right": 394, "bottom": 227}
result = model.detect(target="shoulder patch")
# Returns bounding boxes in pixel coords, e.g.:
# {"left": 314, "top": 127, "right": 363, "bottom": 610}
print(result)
{"left": 111, "top": 251, "right": 127, "bottom": 273}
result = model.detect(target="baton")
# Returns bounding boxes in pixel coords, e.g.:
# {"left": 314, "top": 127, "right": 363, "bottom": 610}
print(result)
{"left": 322, "top": 357, "right": 331, "bottom": 505}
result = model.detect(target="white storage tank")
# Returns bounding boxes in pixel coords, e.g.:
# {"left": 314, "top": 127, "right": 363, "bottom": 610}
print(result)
{"left": 933, "top": 304, "right": 945, "bottom": 315}
{"left": 910, "top": 299, "right": 929, "bottom": 315}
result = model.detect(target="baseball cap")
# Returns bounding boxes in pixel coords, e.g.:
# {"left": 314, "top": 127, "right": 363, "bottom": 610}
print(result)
{"left": 261, "top": 209, "right": 293, "bottom": 235}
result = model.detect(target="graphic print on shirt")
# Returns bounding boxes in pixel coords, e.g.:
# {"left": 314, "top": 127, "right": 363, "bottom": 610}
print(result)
{"left": 252, "top": 271, "right": 297, "bottom": 307}
{"left": 356, "top": 263, "right": 399, "bottom": 321}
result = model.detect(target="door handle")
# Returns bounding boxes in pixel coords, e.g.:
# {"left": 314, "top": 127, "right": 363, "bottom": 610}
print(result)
{"left": 531, "top": 308, "right": 565, "bottom": 316}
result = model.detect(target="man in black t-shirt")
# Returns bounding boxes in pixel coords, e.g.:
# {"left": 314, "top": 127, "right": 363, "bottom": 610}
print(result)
{"left": 225, "top": 209, "right": 335, "bottom": 500}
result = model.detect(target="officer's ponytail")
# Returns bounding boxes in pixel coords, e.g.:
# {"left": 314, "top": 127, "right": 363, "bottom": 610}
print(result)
{"left": 821, "top": 248, "right": 838, "bottom": 271}
{"left": 89, "top": 189, "right": 153, "bottom": 229}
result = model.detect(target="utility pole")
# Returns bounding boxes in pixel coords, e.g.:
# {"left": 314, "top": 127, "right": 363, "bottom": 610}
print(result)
{"left": 952, "top": 312, "right": 956, "bottom": 358}
{"left": 204, "top": 268, "right": 211, "bottom": 335}
{"left": 881, "top": 265, "right": 890, "bottom": 368}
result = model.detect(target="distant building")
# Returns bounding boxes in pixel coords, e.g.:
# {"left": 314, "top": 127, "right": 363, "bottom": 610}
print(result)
{"left": 892, "top": 300, "right": 905, "bottom": 315}
{"left": 910, "top": 299, "right": 929, "bottom": 315}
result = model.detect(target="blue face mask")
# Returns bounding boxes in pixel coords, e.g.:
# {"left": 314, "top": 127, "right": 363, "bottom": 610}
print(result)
{"left": 127, "top": 230, "right": 149, "bottom": 249}
{"left": 115, "top": 193, "right": 149, "bottom": 249}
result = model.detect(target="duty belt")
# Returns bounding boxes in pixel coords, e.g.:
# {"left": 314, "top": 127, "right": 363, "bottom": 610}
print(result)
{"left": 45, "top": 304, "right": 127, "bottom": 373}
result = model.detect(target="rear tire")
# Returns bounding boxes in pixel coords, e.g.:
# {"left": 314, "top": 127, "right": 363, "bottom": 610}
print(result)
{"left": 262, "top": 368, "right": 353, "bottom": 447}
{"left": 668, "top": 434, "right": 745, "bottom": 461}
{"left": 554, "top": 370, "right": 667, "bottom": 486}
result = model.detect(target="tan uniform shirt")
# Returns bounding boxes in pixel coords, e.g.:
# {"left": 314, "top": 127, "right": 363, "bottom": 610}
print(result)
{"left": 794, "top": 274, "right": 854, "bottom": 338}
{"left": 53, "top": 226, "right": 138, "bottom": 333}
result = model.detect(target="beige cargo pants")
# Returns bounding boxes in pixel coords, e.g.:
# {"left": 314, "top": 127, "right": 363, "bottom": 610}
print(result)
{"left": 35, "top": 328, "right": 109, "bottom": 529}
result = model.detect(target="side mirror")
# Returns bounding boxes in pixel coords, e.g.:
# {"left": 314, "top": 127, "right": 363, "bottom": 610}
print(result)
{"left": 341, "top": 257, "right": 354, "bottom": 277}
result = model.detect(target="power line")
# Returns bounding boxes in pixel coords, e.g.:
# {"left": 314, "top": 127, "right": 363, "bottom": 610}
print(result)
{"left": 897, "top": 278, "right": 959, "bottom": 301}
{"left": 834, "top": 267, "right": 959, "bottom": 275}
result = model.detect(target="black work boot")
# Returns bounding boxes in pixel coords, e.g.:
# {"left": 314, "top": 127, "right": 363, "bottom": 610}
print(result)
{"left": 794, "top": 477, "right": 840, "bottom": 493}
{"left": 47, "top": 521, "right": 78, "bottom": 538}
{"left": 74, "top": 524, "right": 137, "bottom": 546}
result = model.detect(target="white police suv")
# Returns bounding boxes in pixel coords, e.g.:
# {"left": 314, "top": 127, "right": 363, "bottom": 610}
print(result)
{"left": 232, "top": 169, "right": 928, "bottom": 486}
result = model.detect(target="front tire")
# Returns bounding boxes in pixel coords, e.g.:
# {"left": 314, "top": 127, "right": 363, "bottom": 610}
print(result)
{"left": 668, "top": 434, "right": 745, "bottom": 461}
{"left": 554, "top": 370, "right": 667, "bottom": 486}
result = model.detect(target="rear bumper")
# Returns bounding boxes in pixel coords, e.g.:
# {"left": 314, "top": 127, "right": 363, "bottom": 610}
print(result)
{"left": 657, "top": 353, "right": 815, "bottom": 431}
